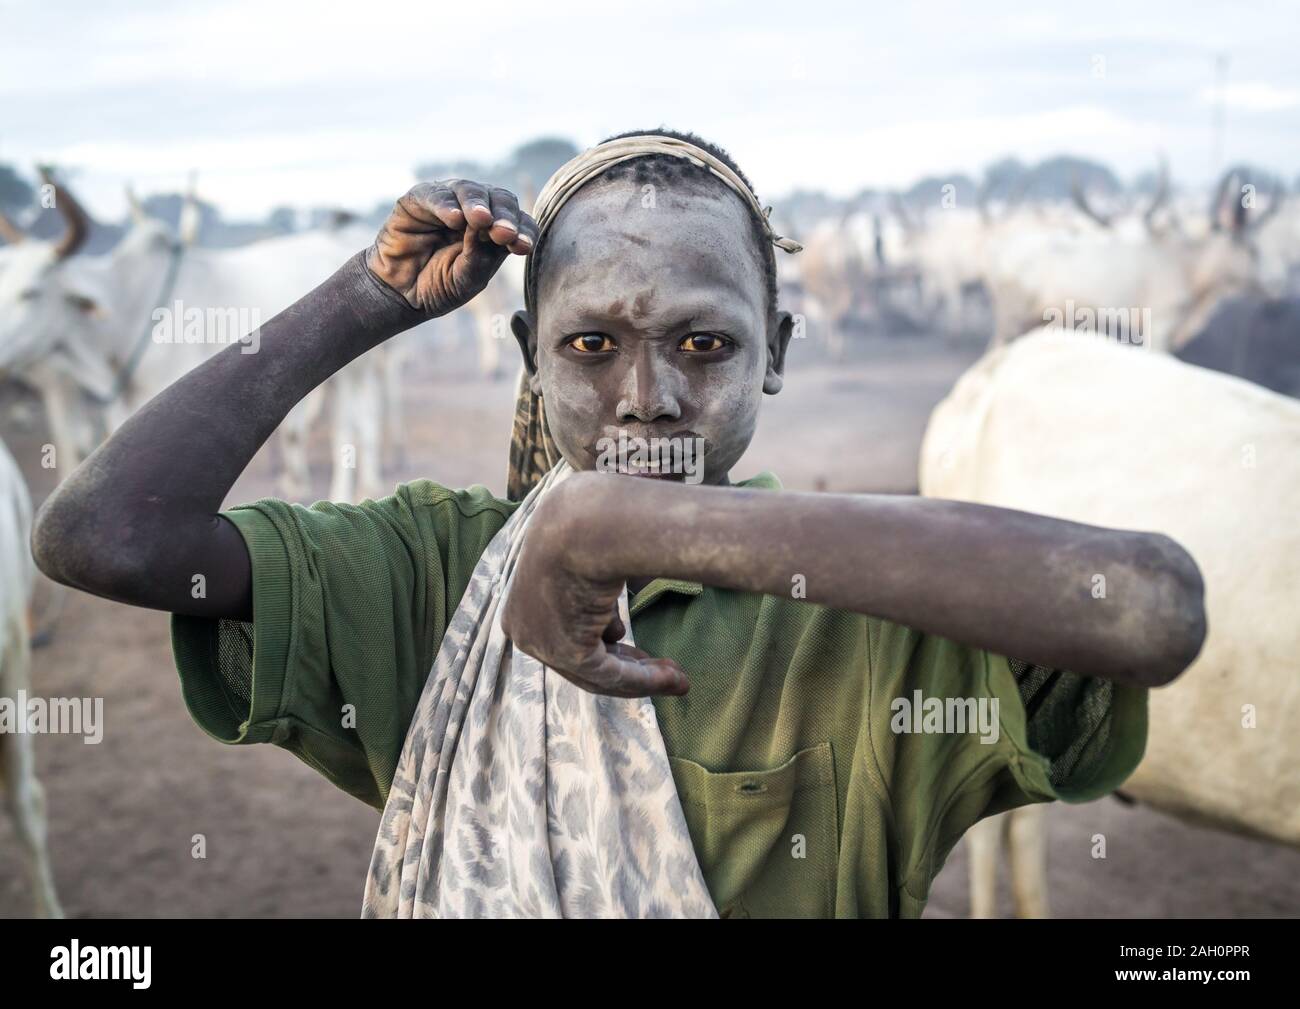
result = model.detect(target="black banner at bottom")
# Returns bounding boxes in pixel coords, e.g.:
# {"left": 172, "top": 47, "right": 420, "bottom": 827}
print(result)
{"left": 0, "top": 916, "right": 1284, "bottom": 994}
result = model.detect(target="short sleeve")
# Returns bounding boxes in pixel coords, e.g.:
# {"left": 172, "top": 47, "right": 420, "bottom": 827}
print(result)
{"left": 864, "top": 619, "right": 1148, "bottom": 904}
{"left": 170, "top": 481, "right": 516, "bottom": 810}
{"left": 986, "top": 652, "right": 1148, "bottom": 804}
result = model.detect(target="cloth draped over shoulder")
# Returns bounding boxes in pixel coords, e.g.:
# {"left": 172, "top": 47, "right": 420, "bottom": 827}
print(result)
{"left": 363, "top": 459, "right": 718, "bottom": 918}
{"left": 365, "top": 135, "right": 804, "bottom": 917}
{"left": 505, "top": 134, "right": 802, "bottom": 500}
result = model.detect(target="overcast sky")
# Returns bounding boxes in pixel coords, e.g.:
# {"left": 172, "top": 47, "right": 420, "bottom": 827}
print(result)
{"left": 3, "top": 0, "right": 1297, "bottom": 219}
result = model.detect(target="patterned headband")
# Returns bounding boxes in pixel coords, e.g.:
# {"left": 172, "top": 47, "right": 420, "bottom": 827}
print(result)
{"left": 522, "top": 134, "right": 802, "bottom": 312}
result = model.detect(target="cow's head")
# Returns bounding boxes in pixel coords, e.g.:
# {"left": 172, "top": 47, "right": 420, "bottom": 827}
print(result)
{"left": 1159, "top": 170, "right": 1283, "bottom": 349}
{"left": 1188, "top": 169, "right": 1282, "bottom": 295}
{"left": 0, "top": 168, "right": 103, "bottom": 378}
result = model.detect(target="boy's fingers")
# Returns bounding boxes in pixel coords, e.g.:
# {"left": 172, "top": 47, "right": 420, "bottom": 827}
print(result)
{"left": 508, "top": 211, "right": 538, "bottom": 256}
{"left": 448, "top": 179, "right": 495, "bottom": 231}
{"left": 487, "top": 187, "right": 521, "bottom": 246}
{"left": 401, "top": 182, "right": 466, "bottom": 231}
{"left": 581, "top": 651, "right": 689, "bottom": 698}
{"left": 601, "top": 612, "right": 626, "bottom": 644}
{"left": 454, "top": 225, "right": 509, "bottom": 288}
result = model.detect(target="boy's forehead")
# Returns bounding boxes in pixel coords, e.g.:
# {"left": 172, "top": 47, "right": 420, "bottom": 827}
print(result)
{"left": 536, "top": 178, "right": 766, "bottom": 313}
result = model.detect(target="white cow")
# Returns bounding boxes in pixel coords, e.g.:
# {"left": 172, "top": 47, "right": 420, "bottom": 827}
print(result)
{"left": 920, "top": 329, "right": 1300, "bottom": 916}
{"left": 792, "top": 213, "right": 879, "bottom": 359}
{"left": 0, "top": 179, "right": 404, "bottom": 502}
{"left": 980, "top": 172, "right": 1280, "bottom": 352}
{"left": 891, "top": 207, "right": 990, "bottom": 333}
{"left": 0, "top": 172, "right": 105, "bottom": 477}
{"left": 0, "top": 438, "right": 62, "bottom": 917}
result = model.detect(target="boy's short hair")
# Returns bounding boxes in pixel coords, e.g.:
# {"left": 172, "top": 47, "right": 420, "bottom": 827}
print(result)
{"left": 525, "top": 127, "right": 780, "bottom": 318}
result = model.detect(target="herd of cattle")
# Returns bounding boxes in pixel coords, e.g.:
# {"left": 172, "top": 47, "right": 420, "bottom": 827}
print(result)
{"left": 0, "top": 164, "right": 1298, "bottom": 917}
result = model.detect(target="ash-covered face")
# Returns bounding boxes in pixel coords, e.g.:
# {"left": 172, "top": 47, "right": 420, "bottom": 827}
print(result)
{"left": 511, "top": 176, "right": 793, "bottom": 486}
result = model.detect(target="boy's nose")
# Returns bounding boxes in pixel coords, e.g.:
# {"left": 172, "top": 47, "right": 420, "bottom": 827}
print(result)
{"left": 616, "top": 355, "right": 682, "bottom": 424}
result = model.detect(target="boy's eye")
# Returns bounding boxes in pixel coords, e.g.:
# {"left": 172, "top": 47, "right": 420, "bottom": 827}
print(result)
{"left": 568, "top": 334, "right": 615, "bottom": 353}
{"left": 679, "top": 333, "right": 729, "bottom": 353}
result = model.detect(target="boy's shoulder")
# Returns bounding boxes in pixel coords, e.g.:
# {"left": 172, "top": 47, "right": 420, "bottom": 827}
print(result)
{"left": 735, "top": 471, "right": 781, "bottom": 491}
{"left": 393, "top": 478, "right": 521, "bottom": 522}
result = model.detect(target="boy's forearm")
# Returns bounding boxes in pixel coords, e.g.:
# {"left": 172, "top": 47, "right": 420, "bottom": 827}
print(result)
{"left": 33, "top": 251, "right": 423, "bottom": 616}
{"left": 556, "top": 473, "right": 1207, "bottom": 687}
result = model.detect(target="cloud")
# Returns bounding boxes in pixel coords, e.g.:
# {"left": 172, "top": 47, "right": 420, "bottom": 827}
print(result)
{"left": 1199, "top": 82, "right": 1300, "bottom": 112}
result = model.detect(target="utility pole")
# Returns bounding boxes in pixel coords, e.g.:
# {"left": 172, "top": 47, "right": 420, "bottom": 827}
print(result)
{"left": 1211, "top": 52, "right": 1229, "bottom": 180}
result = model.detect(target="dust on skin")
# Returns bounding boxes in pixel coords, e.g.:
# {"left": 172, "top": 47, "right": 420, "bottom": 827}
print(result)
{"left": 511, "top": 176, "right": 793, "bottom": 488}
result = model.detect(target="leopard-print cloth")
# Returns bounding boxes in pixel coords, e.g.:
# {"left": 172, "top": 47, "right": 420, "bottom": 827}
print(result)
{"left": 506, "top": 367, "right": 561, "bottom": 502}
{"left": 362, "top": 459, "right": 717, "bottom": 918}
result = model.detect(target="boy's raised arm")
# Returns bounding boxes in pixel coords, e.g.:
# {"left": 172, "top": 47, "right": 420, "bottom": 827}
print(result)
{"left": 33, "top": 181, "right": 537, "bottom": 621}
{"left": 501, "top": 472, "right": 1208, "bottom": 697}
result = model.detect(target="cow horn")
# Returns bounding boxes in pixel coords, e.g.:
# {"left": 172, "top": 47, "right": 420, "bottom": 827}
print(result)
{"left": 1246, "top": 177, "right": 1285, "bottom": 234}
{"left": 1142, "top": 158, "right": 1170, "bottom": 235}
{"left": 1070, "top": 173, "right": 1112, "bottom": 228}
{"left": 1209, "top": 169, "right": 1237, "bottom": 232}
{"left": 890, "top": 193, "right": 918, "bottom": 234}
{"left": 37, "top": 165, "right": 90, "bottom": 260}
{"left": 979, "top": 174, "right": 1032, "bottom": 226}
{"left": 178, "top": 171, "right": 201, "bottom": 246}
{"left": 975, "top": 182, "right": 990, "bottom": 225}
{"left": 1227, "top": 172, "right": 1249, "bottom": 234}
{"left": 0, "top": 207, "right": 25, "bottom": 245}
{"left": 125, "top": 185, "right": 148, "bottom": 223}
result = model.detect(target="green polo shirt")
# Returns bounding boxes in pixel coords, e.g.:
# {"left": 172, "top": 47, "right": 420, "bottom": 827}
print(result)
{"left": 170, "top": 473, "right": 1146, "bottom": 918}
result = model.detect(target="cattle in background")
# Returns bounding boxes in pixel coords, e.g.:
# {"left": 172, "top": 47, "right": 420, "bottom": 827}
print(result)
{"left": 888, "top": 203, "right": 1010, "bottom": 336}
{"left": 920, "top": 330, "right": 1300, "bottom": 916}
{"left": 0, "top": 172, "right": 405, "bottom": 503}
{"left": 979, "top": 169, "right": 1282, "bottom": 351}
{"left": 0, "top": 438, "right": 62, "bottom": 917}
{"left": 0, "top": 168, "right": 104, "bottom": 476}
{"left": 460, "top": 251, "right": 524, "bottom": 380}
{"left": 790, "top": 213, "right": 877, "bottom": 359}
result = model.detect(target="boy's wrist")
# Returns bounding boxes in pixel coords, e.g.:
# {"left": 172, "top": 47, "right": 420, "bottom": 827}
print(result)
{"left": 340, "top": 248, "right": 429, "bottom": 346}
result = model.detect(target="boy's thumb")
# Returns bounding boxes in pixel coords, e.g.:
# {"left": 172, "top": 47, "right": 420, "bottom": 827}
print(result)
{"left": 601, "top": 612, "right": 626, "bottom": 644}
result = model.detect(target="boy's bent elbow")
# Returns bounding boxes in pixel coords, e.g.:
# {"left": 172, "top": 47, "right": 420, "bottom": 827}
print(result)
{"left": 31, "top": 486, "right": 82, "bottom": 586}
{"left": 32, "top": 483, "right": 152, "bottom": 599}
{"left": 1131, "top": 532, "right": 1208, "bottom": 687}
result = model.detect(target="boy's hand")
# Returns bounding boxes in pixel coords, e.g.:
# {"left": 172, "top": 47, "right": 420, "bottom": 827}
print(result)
{"left": 367, "top": 180, "right": 538, "bottom": 317}
{"left": 500, "top": 490, "right": 690, "bottom": 699}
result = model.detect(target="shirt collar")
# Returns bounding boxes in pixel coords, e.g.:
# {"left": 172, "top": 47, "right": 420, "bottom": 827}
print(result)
{"left": 627, "top": 470, "right": 782, "bottom": 615}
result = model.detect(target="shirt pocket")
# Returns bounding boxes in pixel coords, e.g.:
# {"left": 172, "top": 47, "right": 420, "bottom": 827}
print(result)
{"left": 668, "top": 742, "right": 839, "bottom": 918}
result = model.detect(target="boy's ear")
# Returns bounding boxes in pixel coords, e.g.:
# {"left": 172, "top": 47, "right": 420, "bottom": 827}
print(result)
{"left": 764, "top": 311, "right": 794, "bottom": 395}
{"left": 511, "top": 310, "right": 543, "bottom": 394}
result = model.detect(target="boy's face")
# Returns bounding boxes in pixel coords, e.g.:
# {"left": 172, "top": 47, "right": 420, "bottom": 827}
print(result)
{"left": 512, "top": 177, "right": 791, "bottom": 486}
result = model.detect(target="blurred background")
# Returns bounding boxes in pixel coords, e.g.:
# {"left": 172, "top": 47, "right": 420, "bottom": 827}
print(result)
{"left": 1, "top": 0, "right": 1298, "bottom": 917}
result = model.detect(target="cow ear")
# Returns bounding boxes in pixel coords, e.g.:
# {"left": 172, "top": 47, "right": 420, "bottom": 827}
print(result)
{"left": 64, "top": 291, "right": 107, "bottom": 318}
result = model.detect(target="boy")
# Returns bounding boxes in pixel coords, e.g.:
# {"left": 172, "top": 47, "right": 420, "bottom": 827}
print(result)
{"left": 33, "top": 129, "right": 1206, "bottom": 918}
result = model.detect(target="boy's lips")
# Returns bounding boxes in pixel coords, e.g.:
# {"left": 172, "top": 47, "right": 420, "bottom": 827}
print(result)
{"left": 594, "top": 426, "right": 704, "bottom": 444}
{"left": 617, "top": 469, "right": 685, "bottom": 480}
{"left": 589, "top": 429, "right": 705, "bottom": 451}
{"left": 587, "top": 428, "right": 707, "bottom": 481}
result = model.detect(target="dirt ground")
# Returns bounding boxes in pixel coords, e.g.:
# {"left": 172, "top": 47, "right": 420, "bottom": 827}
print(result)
{"left": 2, "top": 328, "right": 1297, "bottom": 918}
